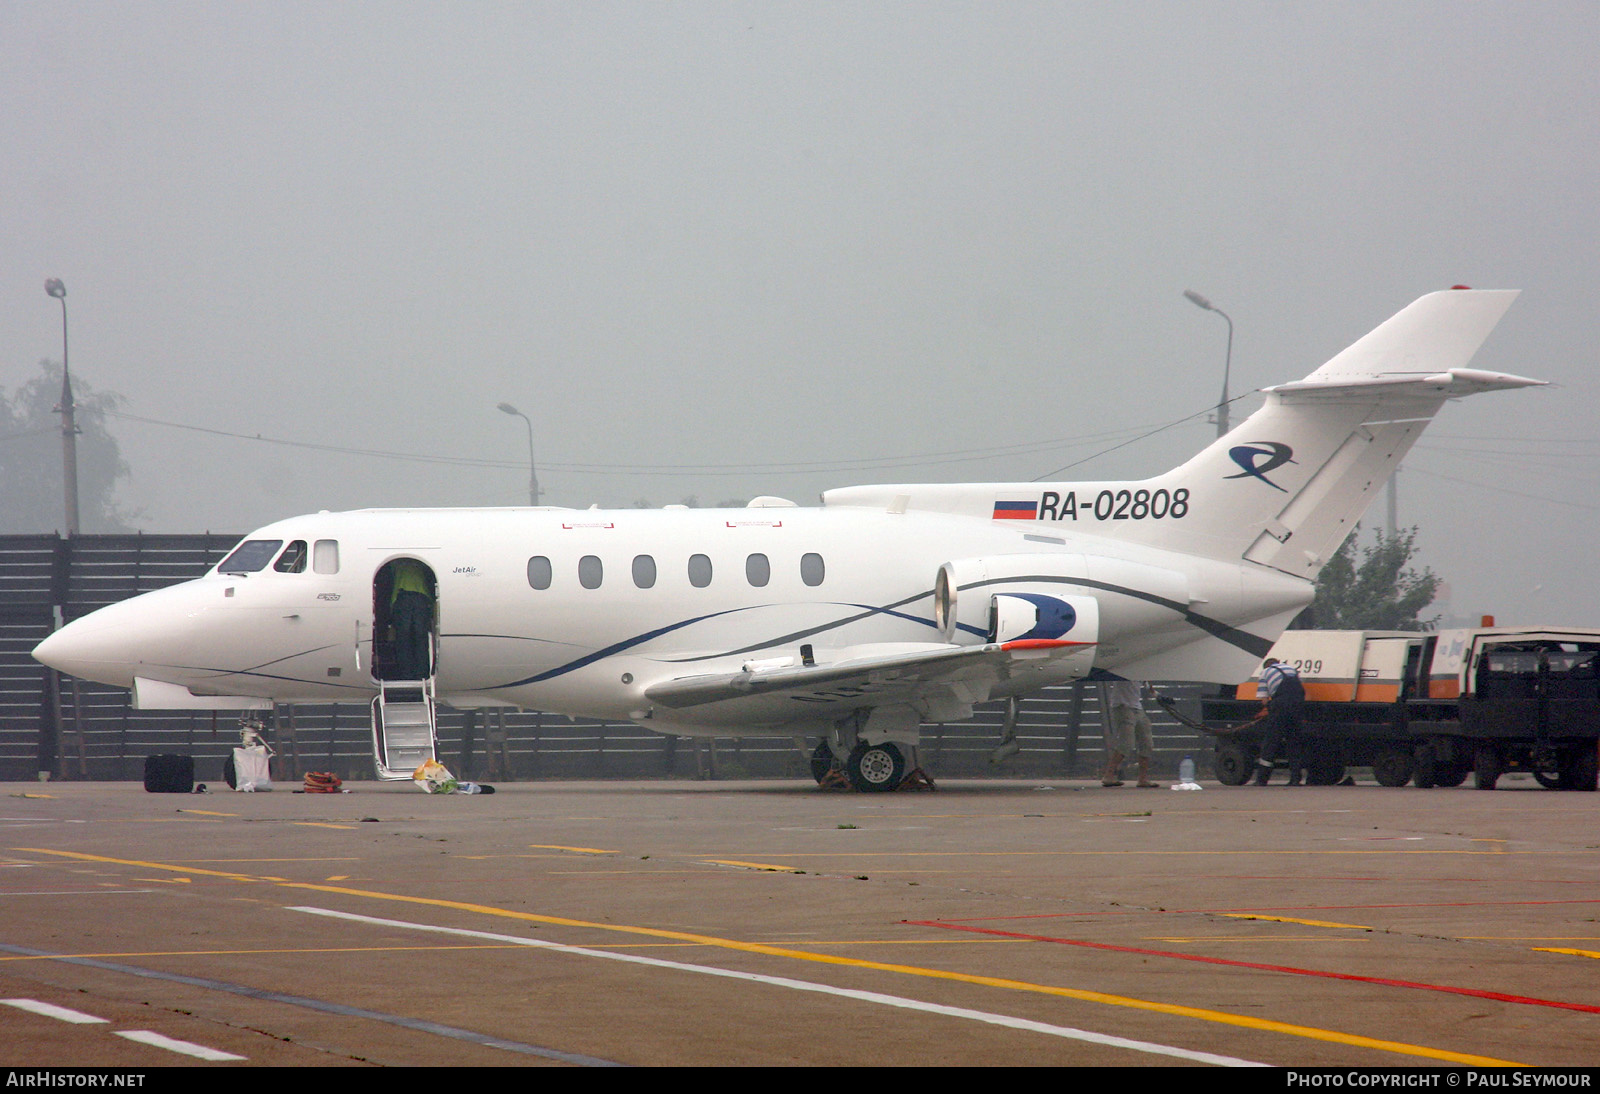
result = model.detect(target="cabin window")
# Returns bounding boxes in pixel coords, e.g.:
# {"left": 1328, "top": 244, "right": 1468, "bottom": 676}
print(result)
{"left": 274, "top": 541, "right": 308, "bottom": 573}
{"left": 688, "top": 554, "right": 713, "bottom": 588}
{"left": 745, "top": 553, "right": 770, "bottom": 588}
{"left": 313, "top": 539, "right": 340, "bottom": 574}
{"left": 527, "top": 556, "right": 552, "bottom": 590}
{"left": 632, "top": 555, "right": 656, "bottom": 589}
{"left": 801, "top": 552, "right": 825, "bottom": 586}
{"left": 579, "top": 555, "right": 603, "bottom": 589}
{"left": 218, "top": 539, "right": 282, "bottom": 574}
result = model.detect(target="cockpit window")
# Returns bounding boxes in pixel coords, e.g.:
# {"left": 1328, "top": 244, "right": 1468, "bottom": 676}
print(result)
{"left": 274, "top": 541, "right": 308, "bottom": 573}
{"left": 218, "top": 539, "right": 283, "bottom": 574}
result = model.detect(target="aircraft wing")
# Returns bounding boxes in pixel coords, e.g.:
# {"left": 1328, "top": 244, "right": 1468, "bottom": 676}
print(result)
{"left": 643, "top": 638, "right": 1095, "bottom": 717}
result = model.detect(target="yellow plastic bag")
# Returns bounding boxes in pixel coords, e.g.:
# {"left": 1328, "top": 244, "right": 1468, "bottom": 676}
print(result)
{"left": 412, "top": 758, "right": 458, "bottom": 795}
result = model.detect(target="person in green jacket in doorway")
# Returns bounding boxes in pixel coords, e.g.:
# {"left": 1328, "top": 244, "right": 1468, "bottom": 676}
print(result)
{"left": 389, "top": 560, "right": 434, "bottom": 680}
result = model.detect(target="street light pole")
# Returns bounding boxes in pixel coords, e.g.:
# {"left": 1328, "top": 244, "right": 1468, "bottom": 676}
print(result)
{"left": 44, "top": 279, "right": 80, "bottom": 536}
{"left": 497, "top": 402, "right": 541, "bottom": 506}
{"left": 1183, "top": 289, "right": 1234, "bottom": 439}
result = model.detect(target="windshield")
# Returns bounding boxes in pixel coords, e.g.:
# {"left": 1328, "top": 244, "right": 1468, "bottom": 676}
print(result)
{"left": 217, "top": 539, "right": 283, "bottom": 573}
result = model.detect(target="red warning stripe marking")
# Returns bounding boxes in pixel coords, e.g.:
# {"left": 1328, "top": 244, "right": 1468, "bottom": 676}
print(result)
{"left": 904, "top": 919, "right": 1600, "bottom": 1015}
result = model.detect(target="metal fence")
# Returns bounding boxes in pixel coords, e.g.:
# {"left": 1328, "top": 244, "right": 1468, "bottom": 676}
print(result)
{"left": 1, "top": 534, "right": 1213, "bottom": 783}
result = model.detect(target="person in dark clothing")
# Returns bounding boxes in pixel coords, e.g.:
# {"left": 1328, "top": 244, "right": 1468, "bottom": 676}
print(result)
{"left": 1253, "top": 657, "right": 1306, "bottom": 785}
{"left": 389, "top": 560, "right": 434, "bottom": 680}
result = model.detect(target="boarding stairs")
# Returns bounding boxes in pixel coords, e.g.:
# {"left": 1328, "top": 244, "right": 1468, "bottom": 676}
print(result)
{"left": 371, "top": 678, "right": 439, "bottom": 780}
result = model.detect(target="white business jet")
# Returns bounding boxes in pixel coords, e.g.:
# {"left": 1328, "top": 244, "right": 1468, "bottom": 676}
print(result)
{"left": 34, "top": 289, "right": 1541, "bottom": 789}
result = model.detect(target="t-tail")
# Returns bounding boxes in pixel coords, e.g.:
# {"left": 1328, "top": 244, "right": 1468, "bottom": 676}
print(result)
{"left": 1115, "top": 288, "right": 1541, "bottom": 576}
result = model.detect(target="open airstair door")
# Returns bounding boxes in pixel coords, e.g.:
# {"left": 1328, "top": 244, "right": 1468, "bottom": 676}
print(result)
{"left": 369, "top": 558, "right": 440, "bottom": 781}
{"left": 372, "top": 678, "right": 439, "bottom": 780}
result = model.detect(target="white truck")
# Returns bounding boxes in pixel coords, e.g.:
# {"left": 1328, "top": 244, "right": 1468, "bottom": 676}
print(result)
{"left": 1198, "top": 626, "right": 1600, "bottom": 790}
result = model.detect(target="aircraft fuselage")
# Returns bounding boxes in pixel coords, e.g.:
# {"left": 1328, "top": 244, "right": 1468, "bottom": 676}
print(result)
{"left": 35, "top": 501, "right": 1309, "bottom": 736}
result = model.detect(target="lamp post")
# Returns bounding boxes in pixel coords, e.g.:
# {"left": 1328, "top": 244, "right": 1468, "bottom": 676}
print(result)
{"left": 497, "top": 402, "right": 541, "bottom": 506}
{"left": 1183, "top": 289, "right": 1234, "bottom": 439}
{"left": 44, "top": 279, "right": 80, "bottom": 536}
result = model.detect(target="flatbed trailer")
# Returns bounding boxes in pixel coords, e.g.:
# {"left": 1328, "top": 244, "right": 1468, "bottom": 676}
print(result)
{"left": 1199, "top": 627, "right": 1600, "bottom": 789}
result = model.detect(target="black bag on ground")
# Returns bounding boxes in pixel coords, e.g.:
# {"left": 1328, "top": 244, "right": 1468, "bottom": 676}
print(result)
{"left": 143, "top": 753, "right": 194, "bottom": 793}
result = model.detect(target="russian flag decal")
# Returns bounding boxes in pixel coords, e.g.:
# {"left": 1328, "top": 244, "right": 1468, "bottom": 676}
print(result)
{"left": 992, "top": 500, "right": 1037, "bottom": 520}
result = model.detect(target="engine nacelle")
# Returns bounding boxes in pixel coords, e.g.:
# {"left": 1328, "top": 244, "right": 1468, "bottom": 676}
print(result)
{"left": 935, "top": 551, "right": 1189, "bottom": 650}
{"left": 935, "top": 554, "right": 1098, "bottom": 649}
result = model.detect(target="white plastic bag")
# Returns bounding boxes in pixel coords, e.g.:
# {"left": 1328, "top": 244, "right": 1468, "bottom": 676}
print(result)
{"left": 232, "top": 744, "right": 273, "bottom": 792}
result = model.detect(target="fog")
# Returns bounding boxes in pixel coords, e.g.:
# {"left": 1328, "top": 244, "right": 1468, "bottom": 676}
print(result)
{"left": 3, "top": 2, "right": 1596, "bottom": 624}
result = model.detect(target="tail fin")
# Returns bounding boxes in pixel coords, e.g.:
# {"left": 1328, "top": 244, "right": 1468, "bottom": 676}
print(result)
{"left": 1137, "top": 289, "right": 1541, "bottom": 576}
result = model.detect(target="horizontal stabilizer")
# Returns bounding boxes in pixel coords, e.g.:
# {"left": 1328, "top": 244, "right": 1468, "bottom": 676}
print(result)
{"left": 1266, "top": 366, "right": 1546, "bottom": 399}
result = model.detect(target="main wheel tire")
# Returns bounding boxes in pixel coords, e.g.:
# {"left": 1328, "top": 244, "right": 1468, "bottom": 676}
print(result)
{"left": 1557, "top": 745, "right": 1599, "bottom": 791}
{"left": 810, "top": 741, "right": 836, "bottom": 783}
{"left": 1412, "top": 743, "right": 1437, "bottom": 789}
{"left": 1305, "top": 756, "right": 1345, "bottom": 786}
{"left": 1214, "top": 742, "right": 1253, "bottom": 786}
{"left": 846, "top": 742, "right": 906, "bottom": 792}
{"left": 1533, "top": 768, "right": 1562, "bottom": 790}
{"left": 1434, "top": 764, "right": 1470, "bottom": 789}
{"left": 1474, "top": 746, "right": 1501, "bottom": 791}
{"left": 1372, "top": 749, "right": 1415, "bottom": 788}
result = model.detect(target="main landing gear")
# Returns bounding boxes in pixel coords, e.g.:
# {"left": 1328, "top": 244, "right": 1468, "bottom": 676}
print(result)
{"left": 810, "top": 740, "right": 934, "bottom": 792}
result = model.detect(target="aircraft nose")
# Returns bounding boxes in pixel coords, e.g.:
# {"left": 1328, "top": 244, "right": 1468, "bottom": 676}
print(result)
{"left": 33, "top": 610, "right": 141, "bottom": 687}
{"left": 31, "top": 582, "right": 207, "bottom": 688}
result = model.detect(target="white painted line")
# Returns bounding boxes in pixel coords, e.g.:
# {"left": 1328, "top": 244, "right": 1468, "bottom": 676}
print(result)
{"left": 115, "top": 1030, "right": 246, "bottom": 1061}
{"left": 1, "top": 998, "right": 108, "bottom": 1024}
{"left": 291, "top": 905, "right": 1264, "bottom": 1067}
{"left": 4, "top": 890, "right": 159, "bottom": 896}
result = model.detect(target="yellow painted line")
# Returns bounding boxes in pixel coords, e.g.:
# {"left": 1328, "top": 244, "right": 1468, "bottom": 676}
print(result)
{"left": 106, "top": 818, "right": 221, "bottom": 823}
{"left": 1151, "top": 937, "right": 1369, "bottom": 944}
{"left": 1532, "top": 948, "right": 1600, "bottom": 959}
{"left": 9, "top": 794, "right": 56, "bottom": 799}
{"left": 585, "top": 939, "right": 1029, "bottom": 950}
{"left": 326, "top": 875, "right": 350, "bottom": 881}
{"left": 671, "top": 849, "right": 1544, "bottom": 858}
{"left": 0, "top": 939, "right": 1026, "bottom": 962}
{"left": 17, "top": 846, "right": 1520, "bottom": 1066}
{"left": 175, "top": 810, "right": 237, "bottom": 817}
{"left": 135, "top": 877, "right": 191, "bottom": 885}
{"left": 1464, "top": 937, "right": 1600, "bottom": 941}
{"left": 16, "top": 849, "right": 289, "bottom": 884}
{"left": 1219, "top": 914, "right": 1371, "bottom": 930}
{"left": 188, "top": 858, "right": 362, "bottom": 863}
{"left": 293, "top": 822, "right": 357, "bottom": 830}
{"left": 0, "top": 944, "right": 529, "bottom": 962}
{"left": 702, "top": 859, "right": 803, "bottom": 873}
{"left": 526, "top": 844, "right": 618, "bottom": 855}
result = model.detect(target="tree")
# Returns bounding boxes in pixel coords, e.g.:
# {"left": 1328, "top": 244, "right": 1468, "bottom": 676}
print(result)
{"left": 1292, "top": 525, "right": 1441, "bottom": 631}
{"left": 0, "top": 360, "right": 132, "bottom": 534}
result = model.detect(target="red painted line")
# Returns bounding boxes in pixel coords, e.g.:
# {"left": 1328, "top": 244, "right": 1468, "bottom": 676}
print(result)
{"left": 904, "top": 920, "right": 1600, "bottom": 1015}
{"left": 930, "top": 897, "right": 1600, "bottom": 924}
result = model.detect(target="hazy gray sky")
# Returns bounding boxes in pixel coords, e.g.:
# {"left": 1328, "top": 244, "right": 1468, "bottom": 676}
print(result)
{"left": 4, "top": 2, "right": 1596, "bottom": 624}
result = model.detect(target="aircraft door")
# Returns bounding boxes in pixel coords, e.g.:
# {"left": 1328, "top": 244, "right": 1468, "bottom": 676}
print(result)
{"left": 372, "top": 558, "right": 438, "bottom": 682}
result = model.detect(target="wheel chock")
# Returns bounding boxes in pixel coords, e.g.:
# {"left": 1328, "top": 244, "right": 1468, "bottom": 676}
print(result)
{"left": 817, "top": 768, "right": 852, "bottom": 791}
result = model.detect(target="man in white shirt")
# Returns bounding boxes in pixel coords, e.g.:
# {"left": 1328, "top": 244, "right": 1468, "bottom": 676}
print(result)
{"left": 1104, "top": 679, "right": 1158, "bottom": 788}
